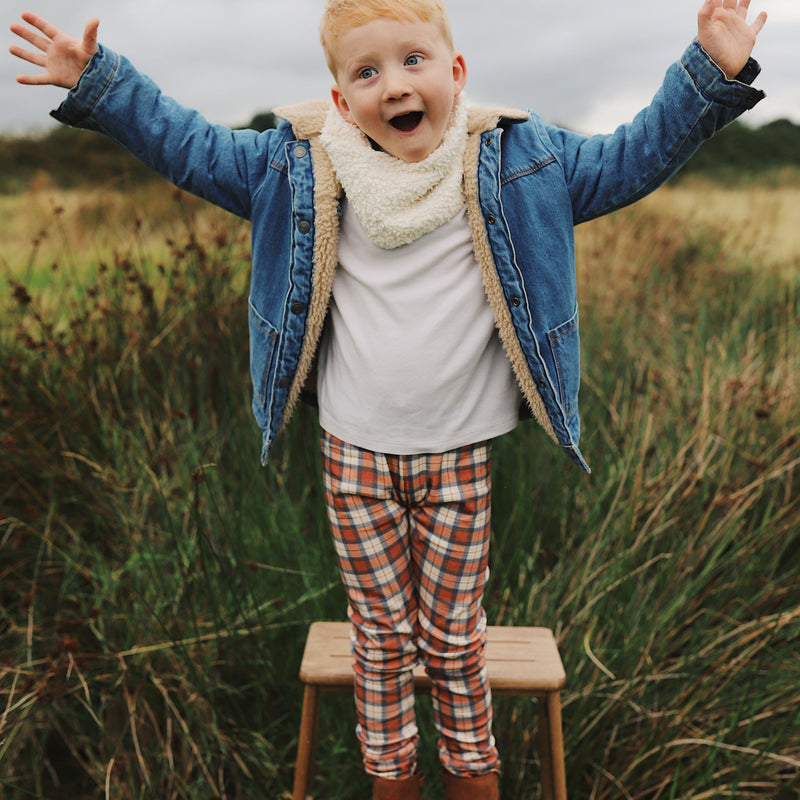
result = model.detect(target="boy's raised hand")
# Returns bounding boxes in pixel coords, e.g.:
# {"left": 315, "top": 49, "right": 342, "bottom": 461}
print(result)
{"left": 697, "top": 0, "right": 767, "bottom": 79}
{"left": 10, "top": 12, "right": 99, "bottom": 89}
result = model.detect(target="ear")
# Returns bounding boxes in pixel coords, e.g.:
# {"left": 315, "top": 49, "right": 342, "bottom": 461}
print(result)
{"left": 331, "top": 85, "right": 353, "bottom": 123}
{"left": 452, "top": 52, "right": 467, "bottom": 97}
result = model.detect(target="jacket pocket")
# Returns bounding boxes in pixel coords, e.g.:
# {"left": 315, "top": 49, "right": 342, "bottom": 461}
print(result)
{"left": 248, "top": 299, "right": 279, "bottom": 410}
{"left": 547, "top": 307, "right": 580, "bottom": 421}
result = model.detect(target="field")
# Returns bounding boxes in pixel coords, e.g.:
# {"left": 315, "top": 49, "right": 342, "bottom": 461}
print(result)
{"left": 1, "top": 173, "right": 799, "bottom": 799}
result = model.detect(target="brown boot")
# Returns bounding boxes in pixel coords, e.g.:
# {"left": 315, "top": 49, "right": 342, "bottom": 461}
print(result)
{"left": 372, "top": 772, "right": 423, "bottom": 800}
{"left": 442, "top": 770, "right": 500, "bottom": 800}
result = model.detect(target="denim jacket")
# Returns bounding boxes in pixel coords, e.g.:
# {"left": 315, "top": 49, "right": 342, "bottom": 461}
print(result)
{"left": 53, "top": 41, "right": 763, "bottom": 472}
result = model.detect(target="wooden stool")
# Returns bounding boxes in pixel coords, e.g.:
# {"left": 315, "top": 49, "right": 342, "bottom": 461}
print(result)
{"left": 293, "top": 621, "right": 567, "bottom": 800}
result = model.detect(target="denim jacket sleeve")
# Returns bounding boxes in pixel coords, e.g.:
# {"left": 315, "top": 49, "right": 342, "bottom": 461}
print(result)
{"left": 545, "top": 40, "right": 765, "bottom": 225}
{"left": 51, "top": 44, "right": 278, "bottom": 221}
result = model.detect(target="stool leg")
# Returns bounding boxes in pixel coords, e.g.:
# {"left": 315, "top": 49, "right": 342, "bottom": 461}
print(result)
{"left": 538, "top": 695, "right": 554, "bottom": 800}
{"left": 293, "top": 684, "right": 321, "bottom": 800}
{"left": 541, "top": 692, "right": 567, "bottom": 800}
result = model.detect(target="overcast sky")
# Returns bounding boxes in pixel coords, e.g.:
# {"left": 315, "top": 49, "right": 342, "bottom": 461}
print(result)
{"left": 3, "top": 0, "right": 798, "bottom": 137}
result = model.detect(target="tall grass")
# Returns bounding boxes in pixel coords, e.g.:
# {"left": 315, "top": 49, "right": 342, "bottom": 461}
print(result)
{"left": 1, "top": 182, "right": 798, "bottom": 799}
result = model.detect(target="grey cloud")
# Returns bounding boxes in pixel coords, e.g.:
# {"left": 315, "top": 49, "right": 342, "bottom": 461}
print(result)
{"left": 3, "top": 0, "right": 794, "bottom": 135}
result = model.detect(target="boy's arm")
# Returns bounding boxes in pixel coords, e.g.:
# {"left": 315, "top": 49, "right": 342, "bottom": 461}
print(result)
{"left": 9, "top": 13, "right": 274, "bottom": 221}
{"left": 550, "top": 0, "right": 766, "bottom": 224}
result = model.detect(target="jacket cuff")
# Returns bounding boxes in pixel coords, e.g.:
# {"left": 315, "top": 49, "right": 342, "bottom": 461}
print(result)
{"left": 684, "top": 39, "right": 765, "bottom": 109}
{"left": 50, "top": 44, "right": 120, "bottom": 129}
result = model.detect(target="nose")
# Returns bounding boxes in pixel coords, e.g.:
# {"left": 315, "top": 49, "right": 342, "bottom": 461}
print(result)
{"left": 382, "top": 65, "right": 412, "bottom": 101}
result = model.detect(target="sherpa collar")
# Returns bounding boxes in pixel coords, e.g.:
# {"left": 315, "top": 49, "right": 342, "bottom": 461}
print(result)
{"left": 318, "top": 98, "right": 469, "bottom": 249}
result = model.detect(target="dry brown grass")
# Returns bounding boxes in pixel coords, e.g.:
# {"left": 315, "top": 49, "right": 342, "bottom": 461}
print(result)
{"left": 1, "top": 177, "right": 798, "bottom": 799}
{"left": 0, "top": 181, "right": 249, "bottom": 284}
{"left": 639, "top": 181, "right": 800, "bottom": 276}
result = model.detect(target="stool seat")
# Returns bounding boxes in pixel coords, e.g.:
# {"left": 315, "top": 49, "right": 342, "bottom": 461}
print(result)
{"left": 293, "top": 621, "right": 567, "bottom": 800}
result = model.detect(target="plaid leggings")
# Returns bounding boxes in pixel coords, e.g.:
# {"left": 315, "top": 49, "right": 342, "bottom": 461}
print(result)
{"left": 320, "top": 430, "right": 500, "bottom": 779}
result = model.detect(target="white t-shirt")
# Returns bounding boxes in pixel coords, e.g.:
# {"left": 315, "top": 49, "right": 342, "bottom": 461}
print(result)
{"left": 317, "top": 201, "right": 519, "bottom": 455}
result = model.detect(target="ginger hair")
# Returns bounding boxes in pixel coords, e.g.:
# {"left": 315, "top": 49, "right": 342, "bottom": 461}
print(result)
{"left": 319, "top": 0, "right": 454, "bottom": 76}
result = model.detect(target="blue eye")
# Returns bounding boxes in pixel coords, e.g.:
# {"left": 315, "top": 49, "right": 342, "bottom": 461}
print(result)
{"left": 405, "top": 55, "right": 421, "bottom": 66}
{"left": 358, "top": 67, "right": 377, "bottom": 80}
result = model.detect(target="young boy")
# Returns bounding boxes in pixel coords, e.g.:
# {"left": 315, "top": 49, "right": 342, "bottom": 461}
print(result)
{"left": 10, "top": 2, "right": 767, "bottom": 797}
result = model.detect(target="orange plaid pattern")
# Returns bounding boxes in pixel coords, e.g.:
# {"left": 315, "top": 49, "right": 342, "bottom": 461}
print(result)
{"left": 320, "top": 430, "right": 500, "bottom": 780}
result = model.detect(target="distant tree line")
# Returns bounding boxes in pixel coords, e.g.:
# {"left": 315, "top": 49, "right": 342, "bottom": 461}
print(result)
{"left": 677, "top": 118, "right": 800, "bottom": 180}
{"left": 1, "top": 114, "right": 798, "bottom": 193}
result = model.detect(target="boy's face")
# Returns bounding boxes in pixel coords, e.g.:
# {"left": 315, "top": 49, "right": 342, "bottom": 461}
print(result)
{"left": 330, "top": 17, "right": 467, "bottom": 163}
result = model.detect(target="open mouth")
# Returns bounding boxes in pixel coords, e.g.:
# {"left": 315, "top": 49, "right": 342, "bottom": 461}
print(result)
{"left": 390, "top": 111, "right": 423, "bottom": 132}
